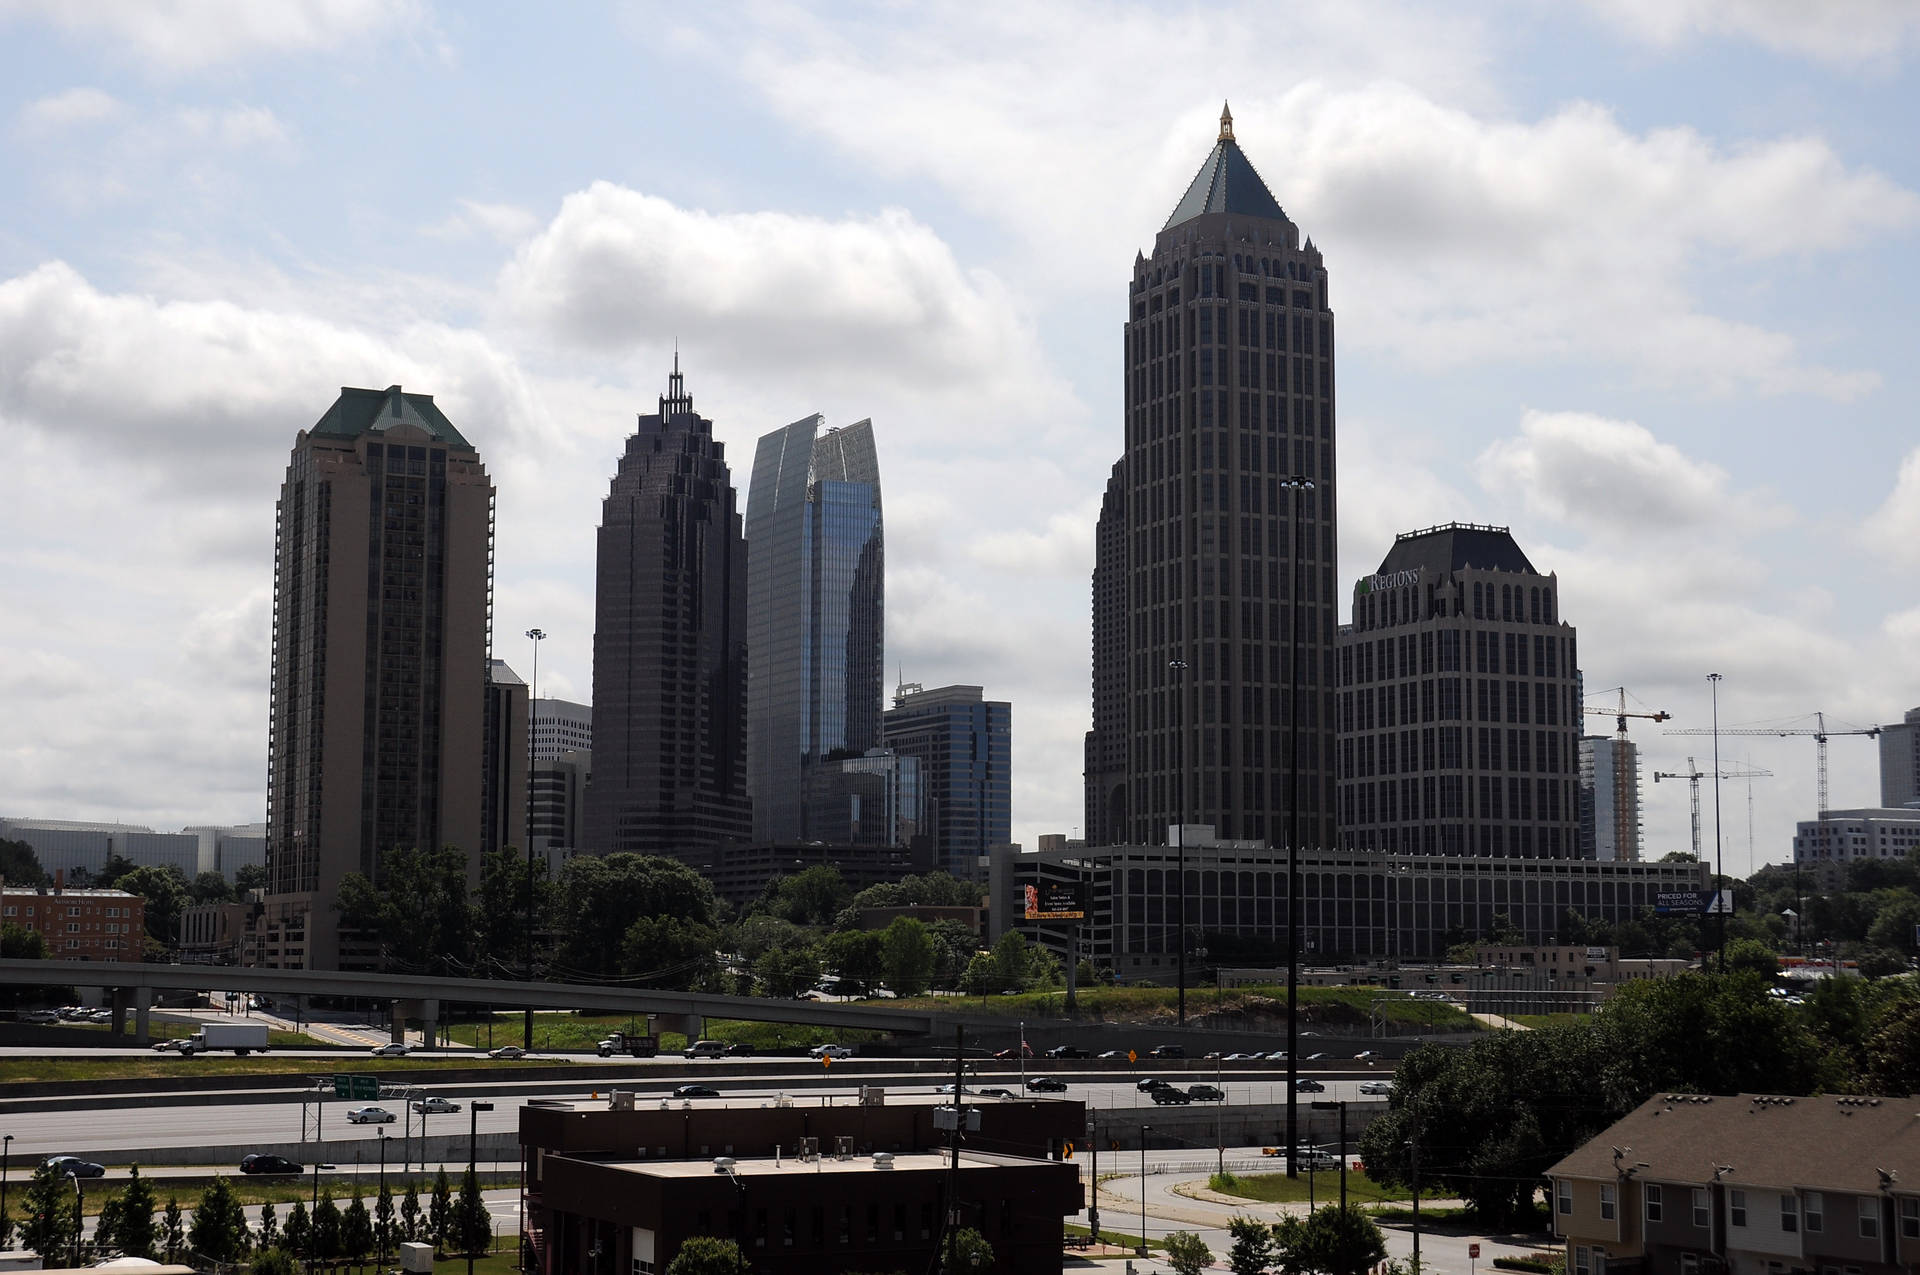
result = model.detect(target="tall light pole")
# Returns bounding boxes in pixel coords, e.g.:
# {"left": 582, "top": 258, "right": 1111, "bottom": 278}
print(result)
{"left": 1169, "top": 657, "right": 1189, "bottom": 1026}
{"left": 1283, "top": 474, "right": 1315, "bottom": 1179}
{"left": 3, "top": 1132, "right": 12, "bottom": 1247}
{"left": 523, "top": 627, "right": 545, "bottom": 1053}
{"left": 468, "top": 1101, "right": 495, "bottom": 1275}
{"left": 377, "top": 1130, "right": 390, "bottom": 1266}
{"left": 1139, "top": 1125, "right": 1150, "bottom": 1256}
{"left": 1709, "top": 672, "right": 1726, "bottom": 970}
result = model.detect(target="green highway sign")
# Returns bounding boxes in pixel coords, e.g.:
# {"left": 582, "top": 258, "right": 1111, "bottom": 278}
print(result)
{"left": 332, "top": 1074, "right": 380, "bottom": 1101}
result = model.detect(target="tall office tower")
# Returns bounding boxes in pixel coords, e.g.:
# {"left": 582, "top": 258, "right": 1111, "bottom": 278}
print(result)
{"left": 532, "top": 697, "right": 593, "bottom": 762}
{"left": 582, "top": 361, "right": 752, "bottom": 859}
{"left": 1334, "top": 524, "right": 1583, "bottom": 857}
{"left": 263, "top": 385, "right": 494, "bottom": 969}
{"left": 744, "top": 415, "right": 884, "bottom": 843}
{"left": 1883, "top": 707, "right": 1920, "bottom": 809}
{"left": 482, "top": 659, "right": 530, "bottom": 857}
{"left": 1577, "top": 736, "right": 1641, "bottom": 860}
{"left": 1085, "top": 105, "right": 1337, "bottom": 849}
{"left": 530, "top": 749, "right": 590, "bottom": 865}
{"left": 884, "top": 683, "right": 1011, "bottom": 880}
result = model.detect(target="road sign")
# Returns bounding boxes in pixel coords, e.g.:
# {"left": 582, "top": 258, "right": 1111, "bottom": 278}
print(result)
{"left": 1127, "top": 1049, "right": 1137, "bottom": 1064}
{"left": 821, "top": 1055, "right": 832, "bottom": 1069}
{"left": 1470, "top": 1245, "right": 1481, "bottom": 1259}
{"left": 1063, "top": 1142, "right": 1074, "bottom": 1159}
{"left": 332, "top": 1074, "right": 379, "bottom": 1101}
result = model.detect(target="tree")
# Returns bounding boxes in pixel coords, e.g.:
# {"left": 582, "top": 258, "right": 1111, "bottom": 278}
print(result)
{"left": 400, "top": 1182, "right": 423, "bottom": 1241}
{"left": 190, "top": 1175, "right": 251, "bottom": 1263}
{"left": 310, "top": 1187, "right": 342, "bottom": 1262}
{"left": 116, "top": 864, "right": 192, "bottom": 948}
{"left": 279, "top": 1200, "right": 309, "bottom": 1262}
{"left": 335, "top": 844, "right": 477, "bottom": 974}
{"left": 1869, "top": 995, "right": 1920, "bottom": 1094}
{"left": 753, "top": 942, "right": 821, "bottom": 998}
{"left": 1164, "top": 1230, "right": 1214, "bottom": 1275}
{"left": 1228, "top": 1214, "right": 1278, "bottom": 1275}
{"left": 991, "top": 929, "right": 1036, "bottom": 991}
{"left": 819, "top": 929, "right": 884, "bottom": 990}
{"left": 250, "top": 1249, "right": 299, "bottom": 1275}
{"left": 0, "top": 837, "right": 50, "bottom": 886}
{"left": 664, "top": 1235, "right": 745, "bottom": 1275}
{"left": 940, "top": 1226, "right": 995, "bottom": 1273}
{"left": 257, "top": 1200, "right": 279, "bottom": 1252}
{"left": 1723, "top": 937, "right": 1779, "bottom": 977}
{"left": 117, "top": 1164, "right": 158, "bottom": 1260}
{"left": 95, "top": 1188, "right": 125, "bottom": 1256}
{"left": 373, "top": 1181, "right": 395, "bottom": 1257}
{"left": 761, "top": 865, "right": 851, "bottom": 927}
{"left": 880, "top": 916, "right": 936, "bottom": 995}
{"left": 959, "top": 951, "right": 999, "bottom": 995}
{"left": 162, "top": 1197, "right": 185, "bottom": 1261}
{"left": 925, "top": 920, "right": 982, "bottom": 990}
{"left": 554, "top": 854, "right": 720, "bottom": 979}
{"left": 233, "top": 862, "right": 268, "bottom": 894}
{"left": 1280, "top": 1205, "right": 1386, "bottom": 1275}
{"left": 19, "top": 1162, "right": 78, "bottom": 1266}
{"left": 341, "top": 1192, "right": 374, "bottom": 1262}
{"left": 620, "top": 914, "right": 720, "bottom": 988}
{"left": 190, "top": 870, "right": 237, "bottom": 905}
{"left": 453, "top": 1168, "right": 492, "bottom": 1256}
{"left": 428, "top": 1168, "right": 453, "bottom": 1252}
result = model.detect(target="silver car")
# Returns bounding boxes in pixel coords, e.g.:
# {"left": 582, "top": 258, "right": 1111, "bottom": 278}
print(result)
{"left": 345, "top": 1107, "right": 396, "bottom": 1124}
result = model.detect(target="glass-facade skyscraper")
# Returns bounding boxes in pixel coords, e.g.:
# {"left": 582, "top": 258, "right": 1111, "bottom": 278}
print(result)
{"left": 745, "top": 416, "right": 885, "bottom": 843}
{"left": 883, "top": 684, "right": 1010, "bottom": 881}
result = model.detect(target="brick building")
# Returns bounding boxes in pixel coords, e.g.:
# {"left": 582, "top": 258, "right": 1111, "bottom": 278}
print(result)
{"left": 0, "top": 884, "right": 145, "bottom": 960}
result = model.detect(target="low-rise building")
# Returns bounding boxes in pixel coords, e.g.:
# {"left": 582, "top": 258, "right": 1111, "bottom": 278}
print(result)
{"left": 1550, "top": 1092, "right": 1920, "bottom": 1275}
{"left": 1793, "top": 810, "right": 1920, "bottom": 887}
{"left": 0, "top": 884, "right": 145, "bottom": 960}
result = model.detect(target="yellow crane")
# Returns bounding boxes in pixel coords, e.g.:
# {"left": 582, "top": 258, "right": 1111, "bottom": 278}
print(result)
{"left": 1582, "top": 688, "right": 1671, "bottom": 861}
{"left": 1652, "top": 757, "right": 1773, "bottom": 860}
{"left": 1665, "top": 711, "right": 1880, "bottom": 816}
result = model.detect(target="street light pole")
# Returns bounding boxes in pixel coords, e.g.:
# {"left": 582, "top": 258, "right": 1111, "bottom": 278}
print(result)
{"left": 1709, "top": 672, "right": 1726, "bottom": 971}
{"left": 468, "top": 1101, "right": 495, "bottom": 1275}
{"left": 524, "top": 627, "right": 545, "bottom": 1053}
{"left": 1170, "top": 658, "right": 1189, "bottom": 1027}
{"left": 1283, "top": 475, "right": 1314, "bottom": 1180}
{"left": 3, "top": 1132, "right": 12, "bottom": 1246}
{"left": 1139, "top": 1125, "right": 1150, "bottom": 1256}
{"left": 378, "top": 1130, "right": 390, "bottom": 1266}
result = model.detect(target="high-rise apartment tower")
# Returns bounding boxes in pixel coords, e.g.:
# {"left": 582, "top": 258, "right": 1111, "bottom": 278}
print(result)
{"left": 582, "top": 361, "right": 751, "bottom": 858}
{"left": 1086, "top": 105, "right": 1338, "bottom": 850}
{"left": 884, "top": 683, "right": 1010, "bottom": 880}
{"left": 745, "top": 416, "right": 884, "bottom": 843}
{"left": 262, "top": 385, "right": 495, "bottom": 969}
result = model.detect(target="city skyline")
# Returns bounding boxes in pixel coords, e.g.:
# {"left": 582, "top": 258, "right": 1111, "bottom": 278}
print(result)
{"left": 1, "top": 4, "right": 1918, "bottom": 868}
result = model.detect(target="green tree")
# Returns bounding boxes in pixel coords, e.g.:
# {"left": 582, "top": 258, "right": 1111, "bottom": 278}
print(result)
{"left": 453, "top": 1168, "right": 492, "bottom": 1256}
{"left": 95, "top": 1190, "right": 125, "bottom": 1257}
{"left": 249, "top": 1249, "right": 299, "bottom": 1275}
{"left": 117, "top": 1164, "right": 158, "bottom": 1260}
{"left": 620, "top": 914, "right": 720, "bottom": 988}
{"left": 428, "top": 1168, "right": 453, "bottom": 1252}
{"left": 279, "top": 1200, "right": 309, "bottom": 1261}
{"left": 190, "top": 869, "right": 237, "bottom": 905}
{"left": 257, "top": 1200, "right": 279, "bottom": 1252}
{"left": 1723, "top": 937, "right": 1779, "bottom": 977}
{"left": 116, "top": 863, "right": 192, "bottom": 948}
{"left": 341, "top": 1192, "right": 374, "bottom": 1261}
{"left": 1228, "top": 1214, "right": 1278, "bottom": 1275}
{"left": 190, "top": 1175, "right": 251, "bottom": 1262}
{"left": 925, "top": 919, "right": 982, "bottom": 990}
{"left": 939, "top": 1226, "right": 995, "bottom": 1273}
{"left": 399, "top": 1182, "right": 423, "bottom": 1241}
{"left": 0, "top": 837, "right": 51, "bottom": 886}
{"left": 310, "top": 1187, "right": 342, "bottom": 1262}
{"left": 1164, "top": 1230, "right": 1214, "bottom": 1275}
{"left": 991, "top": 929, "right": 1036, "bottom": 990}
{"left": 663, "top": 1235, "right": 745, "bottom": 1275}
{"left": 880, "top": 916, "right": 936, "bottom": 995}
{"left": 554, "top": 854, "right": 719, "bottom": 979}
{"left": 335, "top": 844, "right": 477, "bottom": 974}
{"left": 1279, "top": 1205, "right": 1387, "bottom": 1275}
{"left": 162, "top": 1197, "right": 185, "bottom": 1261}
{"left": 959, "top": 951, "right": 999, "bottom": 995}
{"left": 761, "top": 865, "right": 851, "bottom": 927}
{"left": 233, "top": 862, "right": 268, "bottom": 893}
{"left": 19, "top": 1162, "right": 77, "bottom": 1266}
{"left": 373, "top": 1181, "right": 394, "bottom": 1257}
{"left": 474, "top": 846, "right": 558, "bottom": 969}
{"left": 753, "top": 942, "right": 821, "bottom": 998}
{"left": 819, "top": 929, "right": 884, "bottom": 990}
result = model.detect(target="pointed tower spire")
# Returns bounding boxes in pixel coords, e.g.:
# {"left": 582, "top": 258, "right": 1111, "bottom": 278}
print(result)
{"left": 660, "top": 349, "right": 693, "bottom": 418}
{"left": 1219, "top": 101, "right": 1234, "bottom": 142}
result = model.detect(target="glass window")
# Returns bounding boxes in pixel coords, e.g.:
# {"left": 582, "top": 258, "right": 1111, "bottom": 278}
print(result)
{"left": 1900, "top": 1197, "right": 1917, "bottom": 1238}
{"left": 1645, "top": 1184, "right": 1663, "bottom": 1222}
{"left": 1574, "top": 1247, "right": 1591, "bottom": 1275}
{"left": 1558, "top": 1181, "right": 1573, "bottom": 1215}
{"left": 1694, "top": 1188, "right": 1710, "bottom": 1227}
{"left": 1807, "top": 1192, "right": 1824, "bottom": 1233}
{"left": 1601, "top": 1184, "right": 1616, "bottom": 1221}
{"left": 1732, "top": 1190, "right": 1748, "bottom": 1227}
{"left": 1782, "top": 1196, "right": 1799, "bottom": 1233}
{"left": 1860, "top": 1197, "right": 1879, "bottom": 1239}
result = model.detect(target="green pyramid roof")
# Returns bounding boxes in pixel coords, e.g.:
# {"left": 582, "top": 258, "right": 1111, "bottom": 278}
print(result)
{"left": 1163, "top": 104, "right": 1289, "bottom": 230}
{"left": 310, "top": 385, "right": 472, "bottom": 450}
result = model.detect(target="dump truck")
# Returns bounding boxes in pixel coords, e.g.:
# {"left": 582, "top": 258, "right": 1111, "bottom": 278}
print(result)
{"left": 181, "top": 1021, "right": 271, "bottom": 1056}
{"left": 596, "top": 1030, "right": 659, "bottom": 1058}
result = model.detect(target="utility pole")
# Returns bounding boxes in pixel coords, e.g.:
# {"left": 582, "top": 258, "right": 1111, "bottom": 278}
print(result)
{"left": 945, "top": 1024, "right": 964, "bottom": 1275}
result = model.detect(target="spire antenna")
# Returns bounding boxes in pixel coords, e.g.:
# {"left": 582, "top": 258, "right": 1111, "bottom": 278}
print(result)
{"left": 1219, "top": 101, "right": 1234, "bottom": 142}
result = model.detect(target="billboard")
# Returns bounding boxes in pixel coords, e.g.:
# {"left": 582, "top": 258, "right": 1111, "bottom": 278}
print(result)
{"left": 1654, "top": 889, "right": 1734, "bottom": 916}
{"left": 1024, "top": 881, "right": 1085, "bottom": 921}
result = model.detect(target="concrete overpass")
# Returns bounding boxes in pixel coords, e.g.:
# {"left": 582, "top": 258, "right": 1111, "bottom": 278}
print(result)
{"left": 0, "top": 958, "right": 936, "bottom": 1043}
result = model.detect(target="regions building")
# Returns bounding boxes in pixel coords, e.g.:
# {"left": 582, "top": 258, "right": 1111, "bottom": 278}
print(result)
{"left": 989, "top": 834, "right": 1708, "bottom": 980}
{"left": 532, "top": 697, "right": 592, "bottom": 761}
{"left": 1883, "top": 705, "right": 1920, "bottom": 809}
{"left": 1579, "top": 736, "right": 1642, "bottom": 861}
{"left": 1085, "top": 104, "right": 1338, "bottom": 852}
{"left": 1336, "top": 523, "right": 1583, "bottom": 858}
{"left": 1550, "top": 1092, "right": 1920, "bottom": 1275}
{"left": 883, "top": 684, "right": 1010, "bottom": 880}
{"left": 0, "top": 884, "right": 145, "bottom": 961}
{"left": 744, "top": 414, "right": 885, "bottom": 844}
{"left": 261, "top": 384, "right": 496, "bottom": 970}
{"left": 582, "top": 361, "right": 752, "bottom": 859}
{"left": 1793, "top": 808, "right": 1920, "bottom": 886}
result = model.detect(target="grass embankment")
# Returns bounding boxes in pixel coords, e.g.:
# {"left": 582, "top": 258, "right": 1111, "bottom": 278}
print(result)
{"left": 1208, "top": 1169, "right": 1413, "bottom": 1206}
{"left": 883, "top": 984, "right": 1476, "bottom": 1034}
{"left": 0, "top": 1054, "right": 553, "bottom": 1085}
{"left": 442, "top": 1014, "right": 886, "bottom": 1055}
{"left": 1507, "top": 1013, "right": 1587, "bottom": 1029}
{"left": 1063, "top": 1221, "right": 1161, "bottom": 1251}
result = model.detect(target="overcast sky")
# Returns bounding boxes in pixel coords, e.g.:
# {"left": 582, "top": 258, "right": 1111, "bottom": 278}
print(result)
{"left": 2, "top": 0, "right": 1916, "bottom": 874}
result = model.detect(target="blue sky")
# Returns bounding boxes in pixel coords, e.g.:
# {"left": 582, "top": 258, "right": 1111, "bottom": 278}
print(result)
{"left": 2, "top": 0, "right": 1917, "bottom": 872}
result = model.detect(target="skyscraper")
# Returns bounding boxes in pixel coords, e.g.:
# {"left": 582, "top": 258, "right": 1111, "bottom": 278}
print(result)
{"left": 262, "top": 385, "right": 495, "bottom": 970}
{"left": 1334, "top": 523, "right": 1583, "bottom": 858}
{"left": 884, "top": 683, "right": 1011, "bottom": 879}
{"left": 744, "top": 415, "right": 884, "bottom": 843}
{"left": 1578, "top": 735, "right": 1639, "bottom": 861}
{"left": 582, "top": 361, "right": 751, "bottom": 859}
{"left": 1086, "top": 105, "right": 1338, "bottom": 850}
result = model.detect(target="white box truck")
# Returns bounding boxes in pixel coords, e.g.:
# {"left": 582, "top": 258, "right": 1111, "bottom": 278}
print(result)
{"left": 181, "top": 1022, "right": 271, "bottom": 1056}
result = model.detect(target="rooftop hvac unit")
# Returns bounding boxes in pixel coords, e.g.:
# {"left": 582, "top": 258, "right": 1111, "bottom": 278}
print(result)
{"left": 399, "top": 1242, "right": 434, "bottom": 1273}
{"left": 835, "top": 1135, "right": 853, "bottom": 1160}
{"left": 801, "top": 1136, "right": 819, "bottom": 1162}
{"left": 872, "top": 1152, "right": 895, "bottom": 1170}
{"left": 859, "top": 1085, "right": 886, "bottom": 1106}
{"left": 609, "top": 1090, "right": 634, "bottom": 1110}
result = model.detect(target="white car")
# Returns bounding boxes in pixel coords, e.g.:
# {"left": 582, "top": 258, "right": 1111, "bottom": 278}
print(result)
{"left": 411, "top": 1096, "right": 460, "bottom": 1114}
{"left": 345, "top": 1107, "right": 396, "bottom": 1124}
{"left": 487, "top": 1045, "right": 526, "bottom": 1060}
{"left": 369, "top": 1042, "right": 412, "bottom": 1057}
{"left": 150, "top": 1039, "right": 191, "bottom": 1053}
{"left": 809, "top": 1044, "right": 853, "bottom": 1059}
{"left": 1360, "top": 1080, "right": 1394, "bottom": 1096}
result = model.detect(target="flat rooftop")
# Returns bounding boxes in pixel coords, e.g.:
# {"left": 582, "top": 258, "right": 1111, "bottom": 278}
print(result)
{"left": 530, "top": 1090, "right": 1063, "bottom": 1114}
{"left": 597, "top": 1152, "right": 1026, "bottom": 1180}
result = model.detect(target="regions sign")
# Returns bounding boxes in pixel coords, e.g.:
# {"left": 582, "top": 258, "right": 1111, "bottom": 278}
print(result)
{"left": 1024, "top": 881, "right": 1085, "bottom": 921}
{"left": 1353, "top": 567, "right": 1422, "bottom": 598}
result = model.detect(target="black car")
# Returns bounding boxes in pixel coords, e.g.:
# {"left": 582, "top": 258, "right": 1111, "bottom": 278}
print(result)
{"left": 1136, "top": 1077, "right": 1171, "bottom": 1093}
{"left": 240, "top": 1153, "right": 304, "bottom": 1176}
{"left": 1026, "top": 1076, "right": 1069, "bottom": 1092}
{"left": 1045, "top": 1045, "right": 1089, "bottom": 1059}
{"left": 1096, "top": 1049, "right": 1128, "bottom": 1060}
{"left": 42, "top": 1156, "right": 104, "bottom": 1179}
{"left": 674, "top": 1084, "right": 721, "bottom": 1098}
{"left": 1294, "top": 1078, "right": 1326, "bottom": 1093}
{"left": 1150, "top": 1086, "right": 1193, "bottom": 1105}
{"left": 978, "top": 1088, "right": 1018, "bottom": 1099}
{"left": 1147, "top": 1045, "right": 1186, "bottom": 1059}
{"left": 724, "top": 1043, "right": 755, "bottom": 1057}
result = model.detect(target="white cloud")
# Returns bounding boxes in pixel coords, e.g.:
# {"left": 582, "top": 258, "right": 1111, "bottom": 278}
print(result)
{"left": 0, "top": 0, "right": 426, "bottom": 72}
{"left": 428, "top": 198, "right": 542, "bottom": 245}
{"left": 1582, "top": 0, "right": 1920, "bottom": 68}
{"left": 16, "top": 87, "right": 121, "bottom": 133}
{"left": 1863, "top": 448, "right": 1920, "bottom": 566}
{"left": 176, "top": 104, "right": 289, "bottom": 149}
{"left": 1477, "top": 409, "right": 1793, "bottom": 538}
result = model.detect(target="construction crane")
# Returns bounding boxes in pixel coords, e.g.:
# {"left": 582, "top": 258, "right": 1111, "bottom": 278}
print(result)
{"left": 1665, "top": 711, "right": 1881, "bottom": 815}
{"left": 1582, "top": 688, "right": 1672, "bottom": 861}
{"left": 1652, "top": 757, "right": 1773, "bottom": 860}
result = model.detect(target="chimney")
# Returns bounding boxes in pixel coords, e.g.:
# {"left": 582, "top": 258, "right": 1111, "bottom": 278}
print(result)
{"left": 54, "top": 868, "right": 64, "bottom": 894}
